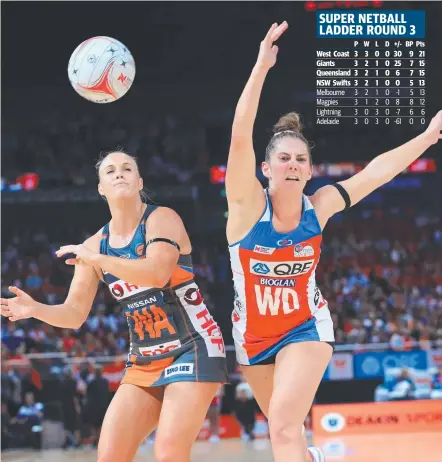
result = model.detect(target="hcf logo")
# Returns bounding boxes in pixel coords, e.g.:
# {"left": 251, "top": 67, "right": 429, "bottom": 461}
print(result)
{"left": 252, "top": 262, "right": 270, "bottom": 275}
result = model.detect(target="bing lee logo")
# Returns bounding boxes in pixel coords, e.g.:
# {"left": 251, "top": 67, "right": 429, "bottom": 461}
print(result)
{"left": 252, "top": 263, "right": 270, "bottom": 275}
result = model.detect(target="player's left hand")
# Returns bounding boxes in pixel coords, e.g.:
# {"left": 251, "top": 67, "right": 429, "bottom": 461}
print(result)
{"left": 424, "top": 110, "right": 442, "bottom": 145}
{"left": 56, "top": 244, "right": 98, "bottom": 266}
{"left": 256, "top": 21, "right": 289, "bottom": 71}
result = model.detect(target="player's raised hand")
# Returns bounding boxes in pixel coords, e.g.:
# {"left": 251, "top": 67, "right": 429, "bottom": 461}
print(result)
{"left": 0, "top": 286, "right": 37, "bottom": 322}
{"left": 424, "top": 110, "right": 442, "bottom": 145}
{"left": 55, "top": 244, "right": 97, "bottom": 266}
{"left": 256, "top": 21, "right": 289, "bottom": 70}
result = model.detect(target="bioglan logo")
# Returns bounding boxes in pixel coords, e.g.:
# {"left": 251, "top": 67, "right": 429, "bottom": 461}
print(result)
{"left": 250, "top": 259, "right": 314, "bottom": 277}
{"left": 260, "top": 278, "right": 295, "bottom": 287}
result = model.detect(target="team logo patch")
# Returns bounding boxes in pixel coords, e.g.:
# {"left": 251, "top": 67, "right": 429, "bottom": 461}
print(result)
{"left": 294, "top": 243, "right": 315, "bottom": 257}
{"left": 183, "top": 287, "right": 203, "bottom": 306}
{"left": 253, "top": 245, "right": 276, "bottom": 255}
{"left": 109, "top": 280, "right": 153, "bottom": 300}
{"left": 277, "top": 239, "right": 293, "bottom": 247}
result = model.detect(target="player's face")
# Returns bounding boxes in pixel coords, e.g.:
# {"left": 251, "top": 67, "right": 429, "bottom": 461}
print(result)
{"left": 98, "top": 152, "right": 143, "bottom": 201}
{"left": 262, "top": 137, "right": 312, "bottom": 189}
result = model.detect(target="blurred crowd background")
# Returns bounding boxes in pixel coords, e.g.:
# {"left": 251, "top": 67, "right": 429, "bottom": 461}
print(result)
{"left": 2, "top": 0, "right": 442, "bottom": 451}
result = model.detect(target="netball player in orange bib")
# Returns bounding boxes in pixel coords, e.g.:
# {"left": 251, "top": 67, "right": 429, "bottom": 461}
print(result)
{"left": 1, "top": 151, "right": 227, "bottom": 462}
{"left": 226, "top": 21, "right": 442, "bottom": 462}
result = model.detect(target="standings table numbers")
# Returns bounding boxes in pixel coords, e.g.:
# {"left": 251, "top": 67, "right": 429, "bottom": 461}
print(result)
{"left": 315, "top": 10, "right": 426, "bottom": 126}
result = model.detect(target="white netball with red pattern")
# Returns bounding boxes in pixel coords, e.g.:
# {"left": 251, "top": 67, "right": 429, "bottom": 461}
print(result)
{"left": 68, "top": 36, "right": 135, "bottom": 103}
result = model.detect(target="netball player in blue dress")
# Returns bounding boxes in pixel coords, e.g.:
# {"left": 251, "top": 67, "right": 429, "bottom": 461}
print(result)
{"left": 225, "top": 20, "right": 442, "bottom": 462}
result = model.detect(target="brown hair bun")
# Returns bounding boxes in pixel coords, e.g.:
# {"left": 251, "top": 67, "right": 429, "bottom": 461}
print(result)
{"left": 272, "top": 112, "right": 303, "bottom": 135}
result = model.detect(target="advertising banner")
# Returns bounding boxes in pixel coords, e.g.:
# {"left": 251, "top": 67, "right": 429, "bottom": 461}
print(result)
{"left": 429, "top": 349, "right": 442, "bottom": 367}
{"left": 353, "top": 350, "right": 428, "bottom": 379}
{"left": 312, "top": 399, "right": 442, "bottom": 436}
{"left": 327, "top": 353, "right": 354, "bottom": 380}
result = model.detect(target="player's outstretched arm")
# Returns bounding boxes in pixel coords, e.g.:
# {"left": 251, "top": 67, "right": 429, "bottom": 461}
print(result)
{"left": 226, "top": 22, "right": 288, "bottom": 204}
{"left": 312, "top": 110, "right": 442, "bottom": 226}
{"left": 56, "top": 207, "right": 185, "bottom": 289}
{"left": 1, "top": 236, "right": 100, "bottom": 327}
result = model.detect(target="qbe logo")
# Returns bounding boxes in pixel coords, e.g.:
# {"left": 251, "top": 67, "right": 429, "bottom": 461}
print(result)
{"left": 321, "top": 412, "right": 346, "bottom": 433}
{"left": 252, "top": 262, "right": 270, "bottom": 275}
{"left": 250, "top": 259, "right": 314, "bottom": 277}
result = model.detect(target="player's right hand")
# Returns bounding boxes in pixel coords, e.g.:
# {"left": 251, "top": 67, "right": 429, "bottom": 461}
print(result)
{"left": 256, "top": 22, "right": 289, "bottom": 71}
{"left": 0, "top": 286, "right": 36, "bottom": 322}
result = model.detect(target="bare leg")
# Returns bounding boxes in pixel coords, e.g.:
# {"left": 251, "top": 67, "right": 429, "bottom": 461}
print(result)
{"left": 97, "top": 384, "right": 163, "bottom": 462}
{"left": 268, "top": 342, "right": 332, "bottom": 462}
{"left": 154, "top": 382, "right": 221, "bottom": 462}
